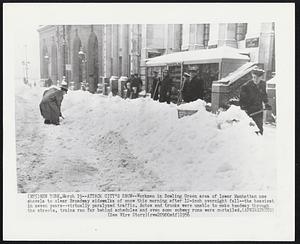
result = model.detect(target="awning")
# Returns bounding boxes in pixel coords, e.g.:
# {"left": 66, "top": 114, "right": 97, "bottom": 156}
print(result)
{"left": 145, "top": 46, "right": 250, "bottom": 67}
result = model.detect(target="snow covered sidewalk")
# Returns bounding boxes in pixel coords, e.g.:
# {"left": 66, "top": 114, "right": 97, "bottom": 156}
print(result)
{"left": 15, "top": 83, "right": 277, "bottom": 192}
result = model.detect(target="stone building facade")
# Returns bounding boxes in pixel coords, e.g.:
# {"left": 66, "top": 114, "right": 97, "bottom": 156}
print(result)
{"left": 38, "top": 23, "right": 275, "bottom": 92}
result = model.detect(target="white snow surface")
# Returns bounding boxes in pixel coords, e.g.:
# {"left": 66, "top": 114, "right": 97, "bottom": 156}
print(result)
{"left": 146, "top": 46, "right": 250, "bottom": 66}
{"left": 15, "top": 83, "right": 276, "bottom": 192}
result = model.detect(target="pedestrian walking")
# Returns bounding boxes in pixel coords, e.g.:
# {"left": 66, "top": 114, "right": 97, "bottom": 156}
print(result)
{"left": 239, "top": 67, "right": 272, "bottom": 135}
{"left": 150, "top": 71, "right": 160, "bottom": 101}
{"left": 39, "top": 79, "right": 68, "bottom": 125}
{"left": 159, "top": 70, "right": 172, "bottom": 104}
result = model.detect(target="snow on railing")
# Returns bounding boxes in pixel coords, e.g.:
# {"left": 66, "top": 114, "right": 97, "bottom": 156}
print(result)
{"left": 215, "top": 62, "right": 257, "bottom": 85}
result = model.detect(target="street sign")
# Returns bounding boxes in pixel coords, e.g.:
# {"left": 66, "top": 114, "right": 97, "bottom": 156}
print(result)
{"left": 66, "top": 64, "right": 72, "bottom": 71}
{"left": 246, "top": 37, "right": 259, "bottom": 48}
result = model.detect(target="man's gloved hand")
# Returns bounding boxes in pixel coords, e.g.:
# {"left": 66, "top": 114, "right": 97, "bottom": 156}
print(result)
{"left": 264, "top": 104, "right": 272, "bottom": 110}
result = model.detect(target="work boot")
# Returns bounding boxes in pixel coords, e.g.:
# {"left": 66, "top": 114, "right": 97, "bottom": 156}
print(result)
{"left": 44, "top": 119, "right": 51, "bottom": 124}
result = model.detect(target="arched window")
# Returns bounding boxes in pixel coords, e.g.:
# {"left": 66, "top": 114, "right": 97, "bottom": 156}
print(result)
{"left": 87, "top": 28, "right": 99, "bottom": 93}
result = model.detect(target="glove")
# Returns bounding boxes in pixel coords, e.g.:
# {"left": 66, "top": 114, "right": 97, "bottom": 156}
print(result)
{"left": 264, "top": 104, "right": 272, "bottom": 110}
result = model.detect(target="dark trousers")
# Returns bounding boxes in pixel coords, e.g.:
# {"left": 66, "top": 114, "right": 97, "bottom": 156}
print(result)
{"left": 252, "top": 113, "right": 264, "bottom": 135}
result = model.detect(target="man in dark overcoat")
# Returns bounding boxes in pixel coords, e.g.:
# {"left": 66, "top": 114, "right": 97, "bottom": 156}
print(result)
{"left": 39, "top": 80, "right": 68, "bottom": 125}
{"left": 181, "top": 67, "right": 204, "bottom": 102}
{"left": 159, "top": 70, "right": 172, "bottom": 104}
{"left": 129, "top": 73, "right": 143, "bottom": 99}
{"left": 150, "top": 71, "right": 160, "bottom": 101}
{"left": 239, "top": 68, "right": 272, "bottom": 135}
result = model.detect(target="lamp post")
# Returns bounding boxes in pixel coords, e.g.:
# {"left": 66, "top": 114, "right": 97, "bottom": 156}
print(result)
{"left": 44, "top": 53, "right": 50, "bottom": 86}
{"left": 22, "top": 45, "right": 30, "bottom": 85}
{"left": 78, "top": 47, "right": 88, "bottom": 91}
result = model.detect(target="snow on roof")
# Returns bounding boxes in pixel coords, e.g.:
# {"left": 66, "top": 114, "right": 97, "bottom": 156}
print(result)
{"left": 216, "top": 62, "right": 257, "bottom": 85}
{"left": 145, "top": 46, "right": 250, "bottom": 66}
{"left": 267, "top": 77, "right": 276, "bottom": 84}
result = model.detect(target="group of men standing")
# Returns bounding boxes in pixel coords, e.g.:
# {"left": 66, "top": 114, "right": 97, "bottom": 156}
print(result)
{"left": 124, "top": 73, "right": 143, "bottom": 99}
{"left": 150, "top": 70, "right": 173, "bottom": 104}
{"left": 148, "top": 66, "right": 272, "bottom": 135}
{"left": 150, "top": 67, "right": 205, "bottom": 104}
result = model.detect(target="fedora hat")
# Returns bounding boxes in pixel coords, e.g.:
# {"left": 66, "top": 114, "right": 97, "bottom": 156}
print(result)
{"left": 60, "top": 80, "right": 68, "bottom": 93}
{"left": 252, "top": 67, "right": 265, "bottom": 76}
{"left": 188, "top": 66, "right": 198, "bottom": 72}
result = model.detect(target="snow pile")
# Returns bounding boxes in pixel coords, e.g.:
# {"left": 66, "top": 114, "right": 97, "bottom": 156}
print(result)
{"left": 15, "top": 83, "right": 276, "bottom": 192}
{"left": 63, "top": 90, "right": 275, "bottom": 191}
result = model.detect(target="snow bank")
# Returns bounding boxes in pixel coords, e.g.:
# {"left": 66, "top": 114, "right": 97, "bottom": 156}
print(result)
{"left": 16, "top": 84, "right": 276, "bottom": 191}
{"left": 61, "top": 90, "right": 276, "bottom": 191}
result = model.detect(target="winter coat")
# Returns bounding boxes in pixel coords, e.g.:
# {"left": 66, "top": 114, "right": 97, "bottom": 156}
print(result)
{"left": 129, "top": 77, "right": 143, "bottom": 98}
{"left": 159, "top": 75, "right": 172, "bottom": 103}
{"left": 182, "top": 76, "right": 204, "bottom": 103}
{"left": 151, "top": 77, "right": 160, "bottom": 100}
{"left": 239, "top": 80, "right": 268, "bottom": 115}
{"left": 130, "top": 77, "right": 142, "bottom": 98}
{"left": 39, "top": 87, "right": 64, "bottom": 124}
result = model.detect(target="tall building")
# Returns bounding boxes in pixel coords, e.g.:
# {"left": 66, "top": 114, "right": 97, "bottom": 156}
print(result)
{"left": 38, "top": 23, "right": 275, "bottom": 92}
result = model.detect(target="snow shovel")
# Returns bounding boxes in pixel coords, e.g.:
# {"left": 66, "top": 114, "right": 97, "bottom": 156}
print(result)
{"left": 152, "top": 78, "right": 160, "bottom": 100}
{"left": 249, "top": 105, "right": 273, "bottom": 117}
{"left": 271, "top": 113, "right": 276, "bottom": 121}
{"left": 249, "top": 109, "right": 264, "bottom": 117}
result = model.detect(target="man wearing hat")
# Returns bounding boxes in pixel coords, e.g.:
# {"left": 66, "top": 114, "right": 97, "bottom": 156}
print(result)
{"left": 39, "top": 77, "right": 68, "bottom": 125}
{"left": 159, "top": 69, "right": 172, "bottom": 104}
{"left": 150, "top": 71, "right": 160, "bottom": 101}
{"left": 181, "top": 66, "right": 204, "bottom": 103}
{"left": 239, "top": 67, "right": 272, "bottom": 135}
{"left": 130, "top": 73, "right": 143, "bottom": 99}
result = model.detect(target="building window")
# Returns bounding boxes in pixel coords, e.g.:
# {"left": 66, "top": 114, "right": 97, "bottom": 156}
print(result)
{"left": 236, "top": 23, "right": 247, "bottom": 41}
{"left": 203, "top": 24, "right": 210, "bottom": 48}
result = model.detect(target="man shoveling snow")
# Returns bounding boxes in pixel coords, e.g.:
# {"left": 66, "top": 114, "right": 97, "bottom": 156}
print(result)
{"left": 39, "top": 78, "right": 68, "bottom": 125}
{"left": 239, "top": 67, "right": 272, "bottom": 135}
